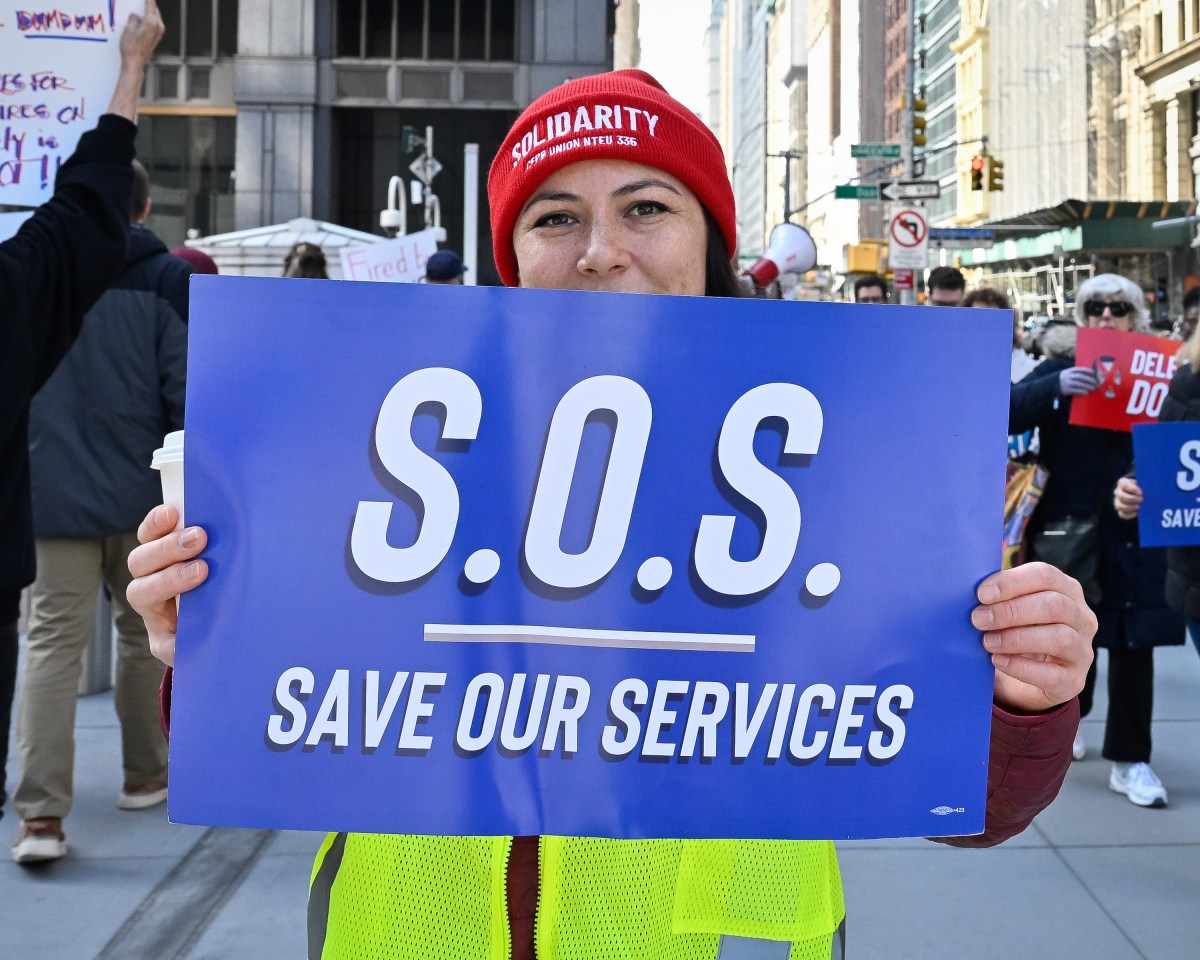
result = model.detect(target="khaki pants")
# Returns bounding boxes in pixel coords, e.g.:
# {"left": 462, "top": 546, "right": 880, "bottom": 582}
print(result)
{"left": 14, "top": 535, "right": 167, "bottom": 820}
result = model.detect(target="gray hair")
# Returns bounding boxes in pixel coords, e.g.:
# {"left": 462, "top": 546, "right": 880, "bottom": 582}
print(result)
{"left": 1072, "top": 273, "right": 1149, "bottom": 330}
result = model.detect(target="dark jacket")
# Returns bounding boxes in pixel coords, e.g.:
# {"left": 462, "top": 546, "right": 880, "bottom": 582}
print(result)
{"left": 1156, "top": 363, "right": 1200, "bottom": 619}
{"left": 0, "top": 115, "right": 136, "bottom": 619}
{"left": 1010, "top": 344, "right": 1183, "bottom": 650}
{"left": 29, "top": 224, "right": 191, "bottom": 538}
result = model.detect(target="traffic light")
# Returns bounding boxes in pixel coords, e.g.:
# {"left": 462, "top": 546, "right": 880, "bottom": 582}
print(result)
{"left": 970, "top": 155, "right": 985, "bottom": 191}
{"left": 988, "top": 157, "right": 1005, "bottom": 192}
{"left": 912, "top": 96, "right": 927, "bottom": 148}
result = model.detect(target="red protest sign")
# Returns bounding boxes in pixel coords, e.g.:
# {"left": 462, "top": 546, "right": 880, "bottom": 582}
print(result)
{"left": 1069, "top": 327, "right": 1182, "bottom": 432}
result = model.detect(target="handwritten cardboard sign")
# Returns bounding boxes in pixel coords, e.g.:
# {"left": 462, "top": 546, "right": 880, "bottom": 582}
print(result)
{"left": 1070, "top": 327, "right": 1181, "bottom": 432}
{"left": 0, "top": 2, "right": 132, "bottom": 207}
{"left": 338, "top": 228, "right": 442, "bottom": 283}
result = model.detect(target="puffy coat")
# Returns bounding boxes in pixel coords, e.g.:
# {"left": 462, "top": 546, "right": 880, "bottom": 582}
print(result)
{"left": 28, "top": 223, "right": 191, "bottom": 538}
{"left": 1009, "top": 331, "right": 1183, "bottom": 650}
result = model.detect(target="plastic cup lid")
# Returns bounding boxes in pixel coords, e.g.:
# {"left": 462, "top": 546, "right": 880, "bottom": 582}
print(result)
{"left": 151, "top": 430, "right": 185, "bottom": 468}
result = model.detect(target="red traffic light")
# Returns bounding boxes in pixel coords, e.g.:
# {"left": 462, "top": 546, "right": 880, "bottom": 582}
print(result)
{"left": 970, "top": 155, "right": 985, "bottom": 171}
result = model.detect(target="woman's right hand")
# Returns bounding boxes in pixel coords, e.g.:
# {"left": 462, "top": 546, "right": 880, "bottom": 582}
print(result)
{"left": 126, "top": 504, "right": 208, "bottom": 667}
{"left": 1114, "top": 476, "right": 1144, "bottom": 520}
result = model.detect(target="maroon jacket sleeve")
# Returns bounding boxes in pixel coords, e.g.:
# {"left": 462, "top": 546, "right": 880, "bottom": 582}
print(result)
{"left": 933, "top": 697, "right": 1079, "bottom": 848}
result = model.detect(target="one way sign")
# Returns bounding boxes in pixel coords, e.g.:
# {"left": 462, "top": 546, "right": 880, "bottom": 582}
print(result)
{"left": 880, "top": 180, "right": 941, "bottom": 201}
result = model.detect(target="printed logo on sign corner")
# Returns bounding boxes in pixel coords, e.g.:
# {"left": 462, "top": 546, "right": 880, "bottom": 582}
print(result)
{"left": 930, "top": 805, "right": 966, "bottom": 816}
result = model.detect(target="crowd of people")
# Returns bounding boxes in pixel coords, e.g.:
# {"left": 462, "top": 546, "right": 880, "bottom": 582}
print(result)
{"left": 0, "top": 7, "right": 1192, "bottom": 958}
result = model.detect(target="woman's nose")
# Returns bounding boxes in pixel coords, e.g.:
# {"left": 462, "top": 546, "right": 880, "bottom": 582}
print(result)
{"left": 576, "top": 218, "right": 628, "bottom": 278}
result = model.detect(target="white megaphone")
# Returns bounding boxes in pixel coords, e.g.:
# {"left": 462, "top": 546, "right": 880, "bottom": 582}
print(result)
{"left": 745, "top": 222, "right": 818, "bottom": 287}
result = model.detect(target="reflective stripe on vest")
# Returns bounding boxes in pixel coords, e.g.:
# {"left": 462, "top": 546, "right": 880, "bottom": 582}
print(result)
{"left": 309, "top": 835, "right": 845, "bottom": 960}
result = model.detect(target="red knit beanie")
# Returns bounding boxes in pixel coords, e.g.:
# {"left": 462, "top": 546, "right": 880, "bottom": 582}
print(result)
{"left": 488, "top": 69, "right": 736, "bottom": 287}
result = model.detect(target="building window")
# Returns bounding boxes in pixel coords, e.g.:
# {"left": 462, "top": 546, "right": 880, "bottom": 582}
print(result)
{"left": 138, "top": 114, "right": 236, "bottom": 245}
{"left": 336, "top": 0, "right": 517, "bottom": 61}
{"left": 157, "top": 0, "right": 238, "bottom": 59}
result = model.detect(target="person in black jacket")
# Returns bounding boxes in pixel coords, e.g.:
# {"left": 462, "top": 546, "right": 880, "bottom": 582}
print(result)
{"left": 11, "top": 161, "right": 191, "bottom": 864}
{"left": 1114, "top": 307, "right": 1200, "bottom": 656}
{"left": 1010, "top": 273, "right": 1184, "bottom": 809}
{"left": 0, "top": 4, "right": 165, "bottom": 838}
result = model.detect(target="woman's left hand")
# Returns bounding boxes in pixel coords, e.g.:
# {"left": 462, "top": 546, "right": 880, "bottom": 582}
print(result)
{"left": 971, "top": 562, "right": 1096, "bottom": 713}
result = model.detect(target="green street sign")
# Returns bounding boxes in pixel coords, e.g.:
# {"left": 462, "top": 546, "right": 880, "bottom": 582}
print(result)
{"left": 835, "top": 183, "right": 880, "bottom": 200}
{"left": 850, "top": 142, "right": 902, "bottom": 159}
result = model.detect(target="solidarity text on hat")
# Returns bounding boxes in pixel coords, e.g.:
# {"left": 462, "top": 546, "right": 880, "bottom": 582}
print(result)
{"left": 511, "top": 105, "right": 662, "bottom": 170}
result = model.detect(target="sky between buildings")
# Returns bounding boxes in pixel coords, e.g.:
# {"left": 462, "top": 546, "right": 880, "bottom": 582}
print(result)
{"left": 636, "top": 0, "right": 709, "bottom": 118}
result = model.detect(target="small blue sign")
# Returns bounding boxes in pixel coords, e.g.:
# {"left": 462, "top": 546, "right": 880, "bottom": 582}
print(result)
{"left": 928, "top": 228, "right": 996, "bottom": 241}
{"left": 169, "top": 277, "right": 1011, "bottom": 840}
{"left": 1132, "top": 420, "right": 1200, "bottom": 547}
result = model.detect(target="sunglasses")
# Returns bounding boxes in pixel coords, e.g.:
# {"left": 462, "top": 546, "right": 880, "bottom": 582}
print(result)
{"left": 1083, "top": 300, "right": 1133, "bottom": 318}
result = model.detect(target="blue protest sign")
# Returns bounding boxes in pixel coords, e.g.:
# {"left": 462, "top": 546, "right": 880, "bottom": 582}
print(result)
{"left": 170, "top": 276, "right": 1010, "bottom": 840}
{"left": 1132, "top": 420, "right": 1200, "bottom": 547}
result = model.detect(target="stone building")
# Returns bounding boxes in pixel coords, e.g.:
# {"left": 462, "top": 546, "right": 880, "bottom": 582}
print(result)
{"left": 140, "top": 0, "right": 618, "bottom": 285}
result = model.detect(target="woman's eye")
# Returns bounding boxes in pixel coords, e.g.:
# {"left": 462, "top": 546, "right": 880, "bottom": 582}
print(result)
{"left": 533, "top": 212, "right": 573, "bottom": 228}
{"left": 630, "top": 200, "right": 668, "bottom": 217}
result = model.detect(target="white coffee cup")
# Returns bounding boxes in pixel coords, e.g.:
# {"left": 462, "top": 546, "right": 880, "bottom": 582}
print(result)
{"left": 151, "top": 430, "right": 185, "bottom": 531}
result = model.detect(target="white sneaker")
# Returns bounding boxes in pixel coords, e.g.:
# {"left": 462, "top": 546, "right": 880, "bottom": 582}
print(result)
{"left": 1109, "top": 762, "right": 1168, "bottom": 808}
{"left": 1072, "top": 731, "right": 1086, "bottom": 761}
{"left": 12, "top": 818, "right": 67, "bottom": 864}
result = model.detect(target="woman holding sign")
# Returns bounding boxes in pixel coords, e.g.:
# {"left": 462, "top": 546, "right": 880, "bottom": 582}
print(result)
{"left": 128, "top": 71, "right": 1094, "bottom": 960}
{"left": 1010, "top": 273, "right": 1183, "bottom": 809}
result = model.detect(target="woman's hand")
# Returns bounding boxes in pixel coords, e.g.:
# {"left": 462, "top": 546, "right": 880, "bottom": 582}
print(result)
{"left": 1114, "top": 476, "right": 1144, "bottom": 520}
{"left": 971, "top": 562, "right": 1095, "bottom": 714}
{"left": 126, "top": 504, "right": 208, "bottom": 667}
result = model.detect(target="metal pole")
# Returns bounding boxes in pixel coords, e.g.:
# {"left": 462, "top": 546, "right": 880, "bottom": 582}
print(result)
{"left": 899, "top": 1, "right": 917, "bottom": 304}
{"left": 423, "top": 125, "right": 435, "bottom": 230}
{"left": 782, "top": 154, "right": 792, "bottom": 223}
{"left": 463, "top": 143, "right": 479, "bottom": 285}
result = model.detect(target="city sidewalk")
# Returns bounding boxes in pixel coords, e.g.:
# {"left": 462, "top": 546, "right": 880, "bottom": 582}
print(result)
{"left": 5, "top": 644, "right": 1200, "bottom": 960}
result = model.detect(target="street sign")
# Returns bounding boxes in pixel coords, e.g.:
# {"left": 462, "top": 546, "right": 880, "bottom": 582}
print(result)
{"left": 928, "top": 227, "right": 995, "bottom": 250}
{"left": 887, "top": 204, "right": 929, "bottom": 270}
{"left": 893, "top": 268, "right": 915, "bottom": 291}
{"left": 928, "top": 228, "right": 996, "bottom": 240}
{"left": 835, "top": 183, "right": 881, "bottom": 200}
{"left": 850, "top": 143, "right": 902, "bottom": 159}
{"left": 409, "top": 155, "right": 444, "bottom": 184}
{"left": 880, "top": 180, "right": 941, "bottom": 201}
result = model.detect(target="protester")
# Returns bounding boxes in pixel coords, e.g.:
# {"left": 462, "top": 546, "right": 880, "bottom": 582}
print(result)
{"left": 424, "top": 249, "right": 467, "bottom": 284}
{"left": 1114, "top": 309, "right": 1200, "bottom": 660}
{"left": 11, "top": 161, "right": 190, "bottom": 864}
{"left": 283, "top": 241, "right": 329, "bottom": 279}
{"left": 0, "top": 1, "right": 165, "bottom": 831}
{"left": 171, "top": 246, "right": 219, "bottom": 275}
{"left": 128, "top": 70, "right": 1094, "bottom": 960}
{"left": 1174, "top": 287, "right": 1200, "bottom": 344}
{"left": 925, "top": 265, "right": 966, "bottom": 306}
{"left": 1010, "top": 273, "right": 1183, "bottom": 804}
{"left": 852, "top": 274, "right": 888, "bottom": 303}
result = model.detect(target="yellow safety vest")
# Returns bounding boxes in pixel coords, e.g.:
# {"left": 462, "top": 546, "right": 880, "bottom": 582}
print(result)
{"left": 309, "top": 834, "right": 844, "bottom": 960}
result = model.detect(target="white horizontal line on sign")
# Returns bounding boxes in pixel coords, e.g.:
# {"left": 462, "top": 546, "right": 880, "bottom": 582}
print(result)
{"left": 424, "top": 624, "right": 756, "bottom": 653}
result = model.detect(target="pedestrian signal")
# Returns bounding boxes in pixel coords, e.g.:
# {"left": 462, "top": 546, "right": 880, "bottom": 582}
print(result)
{"left": 970, "top": 155, "right": 985, "bottom": 192}
{"left": 912, "top": 97, "right": 927, "bottom": 148}
{"left": 988, "top": 157, "right": 1005, "bottom": 192}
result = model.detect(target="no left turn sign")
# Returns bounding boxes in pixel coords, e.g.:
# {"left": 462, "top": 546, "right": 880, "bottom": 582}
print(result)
{"left": 887, "top": 205, "right": 929, "bottom": 270}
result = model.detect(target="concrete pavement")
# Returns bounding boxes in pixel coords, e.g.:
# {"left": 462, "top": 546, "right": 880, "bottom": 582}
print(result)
{"left": 5, "top": 644, "right": 1200, "bottom": 960}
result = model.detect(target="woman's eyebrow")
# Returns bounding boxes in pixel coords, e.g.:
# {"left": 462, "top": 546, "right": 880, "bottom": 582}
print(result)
{"left": 612, "top": 178, "right": 682, "bottom": 198}
{"left": 520, "top": 189, "right": 581, "bottom": 214}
